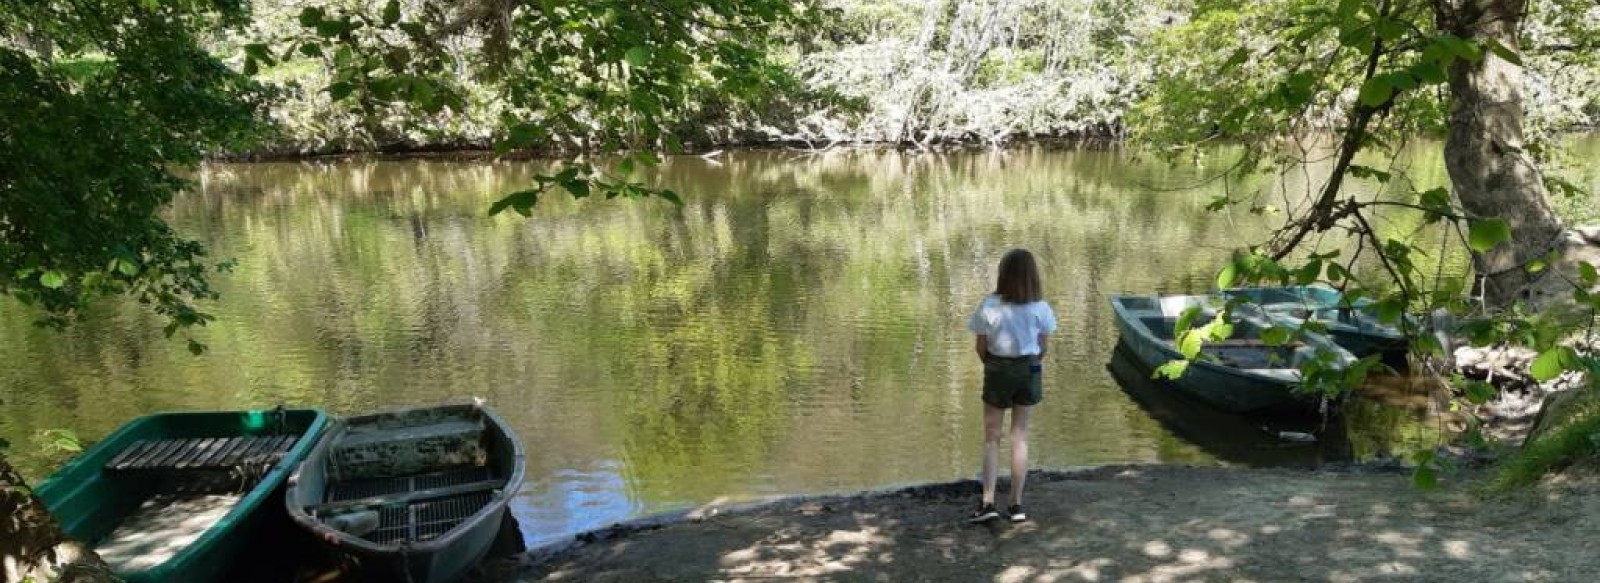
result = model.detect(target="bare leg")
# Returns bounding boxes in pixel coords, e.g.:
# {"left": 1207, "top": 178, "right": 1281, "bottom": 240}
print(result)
{"left": 1008, "top": 404, "right": 1034, "bottom": 506}
{"left": 981, "top": 403, "right": 1006, "bottom": 505}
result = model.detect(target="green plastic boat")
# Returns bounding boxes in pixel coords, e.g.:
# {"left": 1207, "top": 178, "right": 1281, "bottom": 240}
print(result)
{"left": 33, "top": 409, "right": 329, "bottom": 583}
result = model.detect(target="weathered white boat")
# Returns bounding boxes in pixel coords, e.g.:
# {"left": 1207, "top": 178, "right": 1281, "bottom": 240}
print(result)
{"left": 285, "top": 403, "right": 525, "bottom": 583}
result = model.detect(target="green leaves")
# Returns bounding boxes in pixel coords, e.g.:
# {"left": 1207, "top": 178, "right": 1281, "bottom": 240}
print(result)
{"left": 1346, "top": 165, "right": 1392, "bottom": 182}
{"left": 625, "top": 47, "right": 651, "bottom": 68}
{"left": 1153, "top": 360, "right": 1190, "bottom": 380}
{"left": 1334, "top": 0, "right": 1363, "bottom": 19}
{"left": 1171, "top": 306, "right": 1209, "bottom": 360}
{"left": 1417, "top": 187, "right": 1452, "bottom": 222}
{"left": 1339, "top": 23, "right": 1375, "bottom": 50}
{"left": 1410, "top": 61, "right": 1447, "bottom": 85}
{"left": 1373, "top": 17, "right": 1408, "bottom": 42}
{"left": 381, "top": 0, "right": 401, "bottom": 26}
{"left": 1434, "top": 34, "right": 1483, "bottom": 64}
{"left": 486, "top": 159, "right": 687, "bottom": 217}
{"left": 242, "top": 43, "right": 275, "bottom": 76}
{"left": 563, "top": 178, "right": 591, "bottom": 198}
{"left": 1178, "top": 327, "right": 1204, "bottom": 360}
{"left": 1344, "top": 32, "right": 1457, "bottom": 117}
{"left": 327, "top": 81, "right": 354, "bottom": 101}
{"left": 244, "top": 43, "right": 275, "bottom": 65}
{"left": 1325, "top": 262, "right": 1351, "bottom": 284}
{"left": 1261, "top": 326, "right": 1294, "bottom": 346}
{"left": 1461, "top": 380, "right": 1496, "bottom": 405}
{"left": 1412, "top": 332, "right": 1445, "bottom": 357}
{"left": 1293, "top": 259, "right": 1322, "bottom": 285}
{"left": 299, "top": 7, "right": 325, "bottom": 27}
{"left": 1373, "top": 294, "right": 1406, "bottom": 325}
{"left": 1217, "top": 261, "right": 1239, "bottom": 289}
{"left": 1357, "top": 75, "right": 1394, "bottom": 107}
{"left": 39, "top": 429, "right": 82, "bottom": 454}
{"left": 1357, "top": 72, "right": 1421, "bottom": 108}
{"left": 38, "top": 271, "right": 65, "bottom": 289}
{"left": 1158, "top": 306, "right": 1239, "bottom": 382}
{"left": 1467, "top": 218, "right": 1510, "bottom": 252}
{"left": 489, "top": 189, "right": 542, "bottom": 217}
{"left": 269, "top": 0, "right": 802, "bottom": 222}
{"left": 1530, "top": 346, "right": 1580, "bottom": 382}
{"left": 1220, "top": 48, "right": 1250, "bottom": 72}
{"left": 1173, "top": 306, "right": 1200, "bottom": 341}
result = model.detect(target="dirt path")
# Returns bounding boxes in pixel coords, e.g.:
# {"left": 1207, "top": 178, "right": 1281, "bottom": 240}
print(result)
{"left": 498, "top": 464, "right": 1600, "bottom": 583}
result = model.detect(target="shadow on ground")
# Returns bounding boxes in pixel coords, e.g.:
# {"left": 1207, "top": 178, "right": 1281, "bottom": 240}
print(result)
{"left": 500, "top": 465, "right": 1600, "bottom": 583}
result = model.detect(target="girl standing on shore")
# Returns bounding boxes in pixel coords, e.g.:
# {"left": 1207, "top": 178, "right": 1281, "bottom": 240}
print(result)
{"left": 966, "top": 249, "right": 1056, "bottom": 523}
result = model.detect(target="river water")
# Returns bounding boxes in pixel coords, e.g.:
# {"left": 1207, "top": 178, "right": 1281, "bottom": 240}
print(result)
{"left": 3, "top": 142, "right": 1596, "bottom": 548}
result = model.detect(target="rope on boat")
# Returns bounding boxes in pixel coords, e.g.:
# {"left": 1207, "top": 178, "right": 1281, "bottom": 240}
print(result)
{"left": 400, "top": 541, "right": 417, "bottom": 583}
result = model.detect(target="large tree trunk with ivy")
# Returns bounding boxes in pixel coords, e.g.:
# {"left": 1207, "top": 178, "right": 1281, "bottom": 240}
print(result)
{"left": 1438, "top": 0, "right": 1569, "bottom": 308}
{"left": 1, "top": 454, "right": 119, "bottom": 583}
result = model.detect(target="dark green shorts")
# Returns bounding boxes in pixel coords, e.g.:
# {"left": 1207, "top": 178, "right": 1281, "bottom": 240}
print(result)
{"left": 982, "top": 355, "right": 1042, "bottom": 408}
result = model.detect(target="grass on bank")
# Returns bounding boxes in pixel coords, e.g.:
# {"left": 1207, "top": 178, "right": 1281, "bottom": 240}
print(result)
{"left": 1489, "top": 409, "right": 1600, "bottom": 493}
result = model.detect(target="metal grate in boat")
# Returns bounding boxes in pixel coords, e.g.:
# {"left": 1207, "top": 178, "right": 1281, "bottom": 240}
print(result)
{"left": 328, "top": 467, "right": 493, "bottom": 502}
{"left": 364, "top": 490, "right": 494, "bottom": 545}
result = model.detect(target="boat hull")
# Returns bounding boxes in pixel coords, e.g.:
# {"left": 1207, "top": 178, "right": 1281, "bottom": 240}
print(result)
{"left": 1111, "top": 309, "right": 1311, "bottom": 413}
{"left": 1107, "top": 343, "right": 1355, "bottom": 466}
{"left": 33, "top": 409, "right": 329, "bottom": 583}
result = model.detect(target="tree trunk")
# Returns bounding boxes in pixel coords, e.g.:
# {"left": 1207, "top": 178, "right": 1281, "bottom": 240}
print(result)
{"left": 1, "top": 454, "right": 119, "bottom": 583}
{"left": 1438, "top": 0, "right": 1568, "bottom": 308}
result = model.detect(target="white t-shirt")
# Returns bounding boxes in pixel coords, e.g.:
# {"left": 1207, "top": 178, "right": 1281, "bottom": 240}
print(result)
{"left": 967, "top": 294, "right": 1057, "bottom": 357}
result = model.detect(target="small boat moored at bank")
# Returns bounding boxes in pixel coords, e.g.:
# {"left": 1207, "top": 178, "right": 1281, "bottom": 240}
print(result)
{"left": 33, "top": 408, "right": 329, "bottom": 583}
{"left": 1110, "top": 294, "right": 1356, "bottom": 414}
{"left": 286, "top": 402, "right": 526, "bottom": 583}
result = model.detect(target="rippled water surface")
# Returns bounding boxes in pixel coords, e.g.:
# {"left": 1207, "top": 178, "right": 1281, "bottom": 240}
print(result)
{"left": 4, "top": 141, "right": 1597, "bottom": 547}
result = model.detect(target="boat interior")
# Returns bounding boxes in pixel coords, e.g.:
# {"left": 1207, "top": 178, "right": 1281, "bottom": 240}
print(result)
{"left": 1116, "top": 295, "right": 1313, "bottom": 370}
{"left": 294, "top": 404, "right": 516, "bottom": 546}
{"left": 54, "top": 411, "right": 315, "bottom": 574}
{"left": 1225, "top": 288, "right": 1392, "bottom": 332}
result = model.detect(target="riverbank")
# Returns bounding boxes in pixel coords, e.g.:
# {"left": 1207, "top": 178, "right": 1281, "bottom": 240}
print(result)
{"left": 211, "top": 135, "right": 1132, "bottom": 163}
{"left": 484, "top": 463, "right": 1599, "bottom": 582}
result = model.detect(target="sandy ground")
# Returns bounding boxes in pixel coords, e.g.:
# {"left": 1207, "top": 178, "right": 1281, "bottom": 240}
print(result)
{"left": 491, "top": 464, "right": 1600, "bottom": 583}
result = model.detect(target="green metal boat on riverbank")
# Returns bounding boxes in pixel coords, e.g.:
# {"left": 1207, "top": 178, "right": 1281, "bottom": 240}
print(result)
{"left": 32, "top": 409, "right": 329, "bottom": 583}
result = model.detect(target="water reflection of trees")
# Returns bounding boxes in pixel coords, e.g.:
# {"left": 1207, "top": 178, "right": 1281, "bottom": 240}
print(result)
{"left": 1, "top": 148, "right": 1311, "bottom": 493}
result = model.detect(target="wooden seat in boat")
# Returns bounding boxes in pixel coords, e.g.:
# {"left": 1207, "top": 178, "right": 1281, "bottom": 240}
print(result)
{"left": 104, "top": 436, "right": 299, "bottom": 472}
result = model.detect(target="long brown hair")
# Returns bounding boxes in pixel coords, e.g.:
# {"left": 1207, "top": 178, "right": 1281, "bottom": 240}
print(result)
{"left": 994, "top": 249, "right": 1042, "bottom": 304}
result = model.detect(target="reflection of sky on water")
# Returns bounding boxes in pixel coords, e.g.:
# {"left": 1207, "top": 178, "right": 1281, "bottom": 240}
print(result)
{"left": 511, "top": 460, "right": 642, "bottom": 548}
